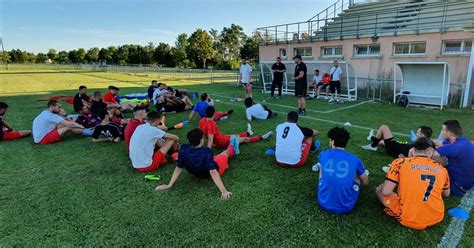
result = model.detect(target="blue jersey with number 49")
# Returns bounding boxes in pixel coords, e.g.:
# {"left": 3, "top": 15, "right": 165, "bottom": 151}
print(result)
{"left": 317, "top": 149, "right": 366, "bottom": 214}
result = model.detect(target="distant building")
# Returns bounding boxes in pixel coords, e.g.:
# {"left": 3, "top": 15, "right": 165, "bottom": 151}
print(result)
{"left": 256, "top": 0, "right": 474, "bottom": 106}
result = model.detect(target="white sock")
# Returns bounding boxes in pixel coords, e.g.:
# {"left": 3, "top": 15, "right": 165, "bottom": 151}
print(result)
{"left": 247, "top": 123, "right": 254, "bottom": 136}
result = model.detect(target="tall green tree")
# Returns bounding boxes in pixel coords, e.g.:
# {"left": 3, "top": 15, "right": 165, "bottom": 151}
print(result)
{"left": 86, "top": 47, "right": 100, "bottom": 63}
{"left": 154, "top": 42, "right": 172, "bottom": 66}
{"left": 174, "top": 33, "right": 190, "bottom": 67}
{"left": 36, "top": 53, "right": 49, "bottom": 63}
{"left": 57, "top": 51, "right": 69, "bottom": 63}
{"left": 47, "top": 49, "right": 57, "bottom": 61}
{"left": 240, "top": 34, "right": 259, "bottom": 63}
{"left": 187, "top": 29, "right": 214, "bottom": 68}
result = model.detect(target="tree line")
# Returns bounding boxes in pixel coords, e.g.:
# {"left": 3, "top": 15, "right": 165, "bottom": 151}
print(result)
{"left": 0, "top": 24, "right": 259, "bottom": 70}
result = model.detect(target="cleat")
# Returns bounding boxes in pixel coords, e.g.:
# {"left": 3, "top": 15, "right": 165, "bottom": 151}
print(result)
{"left": 261, "top": 131, "right": 273, "bottom": 140}
{"left": 362, "top": 144, "right": 378, "bottom": 152}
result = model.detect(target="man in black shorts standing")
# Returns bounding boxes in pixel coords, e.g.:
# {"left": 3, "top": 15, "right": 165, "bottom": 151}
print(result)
{"left": 361, "top": 124, "right": 433, "bottom": 158}
{"left": 292, "top": 55, "right": 307, "bottom": 116}
{"left": 328, "top": 60, "right": 343, "bottom": 103}
{"left": 269, "top": 57, "right": 286, "bottom": 99}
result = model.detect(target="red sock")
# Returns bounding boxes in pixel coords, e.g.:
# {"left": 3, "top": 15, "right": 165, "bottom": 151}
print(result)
{"left": 238, "top": 132, "right": 249, "bottom": 138}
{"left": 226, "top": 145, "right": 235, "bottom": 158}
{"left": 247, "top": 136, "right": 262, "bottom": 143}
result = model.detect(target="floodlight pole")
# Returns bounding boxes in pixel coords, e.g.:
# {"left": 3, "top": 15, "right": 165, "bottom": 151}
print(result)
{"left": 0, "top": 37, "right": 7, "bottom": 70}
{"left": 462, "top": 35, "right": 474, "bottom": 107}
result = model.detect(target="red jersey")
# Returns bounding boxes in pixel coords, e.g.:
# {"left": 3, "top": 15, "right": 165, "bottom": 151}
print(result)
{"left": 198, "top": 118, "right": 229, "bottom": 147}
{"left": 124, "top": 118, "right": 145, "bottom": 152}
{"left": 103, "top": 92, "right": 117, "bottom": 104}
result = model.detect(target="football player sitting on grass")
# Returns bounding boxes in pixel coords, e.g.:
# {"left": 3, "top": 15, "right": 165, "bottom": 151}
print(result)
{"left": 156, "top": 128, "right": 238, "bottom": 200}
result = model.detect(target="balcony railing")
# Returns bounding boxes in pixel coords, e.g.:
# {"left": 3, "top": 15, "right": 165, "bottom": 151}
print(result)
{"left": 256, "top": 1, "right": 473, "bottom": 45}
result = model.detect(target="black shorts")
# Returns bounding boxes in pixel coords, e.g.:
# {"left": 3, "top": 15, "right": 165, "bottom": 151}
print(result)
{"left": 295, "top": 83, "right": 307, "bottom": 97}
{"left": 329, "top": 81, "right": 341, "bottom": 93}
{"left": 263, "top": 105, "right": 273, "bottom": 119}
{"left": 242, "top": 81, "right": 253, "bottom": 85}
{"left": 317, "top": 82, "right": 330, "bottom": 90}
{"left": 384, "top": 138, "right": 413, "bottom": 158}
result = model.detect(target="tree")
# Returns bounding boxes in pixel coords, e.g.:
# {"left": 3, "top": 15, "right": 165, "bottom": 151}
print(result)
{"left": 154, "top": 42, "right": 172, "bottom": 66}
{"left": 187, "top": 29, "right": 214, "bottom": 68}
{"left": 0, "top": 51, "right": 10, "bottom": 63}
{"left": 99, "top": 48, "right": 111, "bottom": 62}
{"left": 86, "top": 47, "right": 100, "bottom": 63}
{"left": 174, "top": 33, "right": 189, "bottom": 67}
{"left": 57, "top": 51, "right": 69, "bottom": 64}
{"left": 240, "top": 35, "right": 259, "bottom": 63}
{"left": 47, "top": 49, "right": 57, "bottom": 61}
{"left": 143, "top": 42, "right": 156, "bottom": 64}
{"left": 9, "top": 49, "right": 29, "bottom": 63}
{"left": 116, "top": 45, "right": 130, "bottom": 65}
{"left": 76, "top": 48, "right": 86, "bottom": 63}
{"left": 36, "top": 53, "right": 49, "bottom": 63}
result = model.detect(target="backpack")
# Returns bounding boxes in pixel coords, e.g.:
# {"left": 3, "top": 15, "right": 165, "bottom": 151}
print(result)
{"left": 322, "top": 73, "right": 331, "bottom": 84}
{"left": 396, "top": 94, "right": 409, "bottom": 107}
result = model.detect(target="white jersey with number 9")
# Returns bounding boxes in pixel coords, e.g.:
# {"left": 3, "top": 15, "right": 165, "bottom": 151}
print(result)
{"left": 276, "top": 122, "right": 304, "bottom": 164}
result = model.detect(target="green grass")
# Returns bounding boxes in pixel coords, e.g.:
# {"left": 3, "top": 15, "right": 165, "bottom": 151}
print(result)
{"left": 1, "top": 71, "right": 474, "bottom": 246}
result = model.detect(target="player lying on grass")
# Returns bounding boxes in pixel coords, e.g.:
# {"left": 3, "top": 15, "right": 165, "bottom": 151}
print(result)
{"left": 199, "top": 106, "right": 273, "bottom": 152}
{"left": 147, "top": 80, "right": 159, "bottom": 100}
{"left": 91, "top": 109, "right": 124, "bottom": 143}
{"left": 317, "top": 127, "right": 369, "bottom": 214}
{"left": 103, "top": 85, "right": 144, "bottom": 112}
{"left": 0, "top": 102, "right": 31, "bottom": 142}
{"left": 435, "top": 120, "right": 474, "bottom": 196}
{"left": 362, "top": 124, "right": 433, "bottom": 158}
{"left": 129, "top": 111, "right": 180, "bottom": 172}
{"left": 244, "top": 97, "right": 276, "bottom": 121}
{"left": 32, "top": 100, "right": 84, "bottom": 145}
{"left": 155, "top": 94, "right": 194, "bottom": 114}
{"left": 73, "top": 85, "right": 91, "bottom": 112}
{"left": 275, "top": 111, "right": 320, "bottom": 167}
{"left": 376, "top": 137, "right": 450, "bottom": 230}
{"left": 189, "top": 93, "right": 233, "bottom": 121}
{"left": 155, "top": 128, "right": 238, "bottom": 200}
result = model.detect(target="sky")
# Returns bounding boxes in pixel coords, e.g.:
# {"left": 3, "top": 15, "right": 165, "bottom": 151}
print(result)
{"left": 1, "top": 0, "right": 334, "bottom": 53}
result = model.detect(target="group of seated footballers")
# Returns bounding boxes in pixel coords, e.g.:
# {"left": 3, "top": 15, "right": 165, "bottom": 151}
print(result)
{"left": 1, "top": 80, "right": 474, "bottom": 231}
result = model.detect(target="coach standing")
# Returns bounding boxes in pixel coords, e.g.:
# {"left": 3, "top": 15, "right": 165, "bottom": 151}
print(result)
{"left": 239, "top": 58, "right": 253, "bottom": 98}
{"left": 328, "top": 60, "right": 343, "bottom": 103}
{"left": 292, "top": 55, "right": 307, "bottom": 116}
{"left": 270, "top": 57, "right": 286, "bottom": 99}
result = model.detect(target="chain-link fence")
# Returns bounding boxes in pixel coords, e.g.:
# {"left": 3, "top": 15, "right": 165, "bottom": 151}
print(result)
{"left": 0, "top": 63, "right": 466, "bottom": 107}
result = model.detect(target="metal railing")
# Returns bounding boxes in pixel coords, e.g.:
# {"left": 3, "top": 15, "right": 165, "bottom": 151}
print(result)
{"left": 256, "top": 1, "right": 474, "bottom": 45}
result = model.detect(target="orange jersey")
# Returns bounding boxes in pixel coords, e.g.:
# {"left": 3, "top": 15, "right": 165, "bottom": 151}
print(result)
{"left": 386, "top": 157, "right": 450, "bottom": 230}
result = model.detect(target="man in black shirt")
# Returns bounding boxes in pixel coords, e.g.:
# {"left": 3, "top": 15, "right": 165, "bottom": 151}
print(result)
{"left": 292, "top": 55, "right": 307, "bottom": 116}
{"left": 91, "top": 109, "right": 124, "bottom": 142}
{"left": 90, "top": 91, "right": 107, "bottom": 117}
{"left": 73, "top": 86, "right": 90, "bottom": 112}
{"left": 270, "top": 57, "right": 286, "bottom": 99}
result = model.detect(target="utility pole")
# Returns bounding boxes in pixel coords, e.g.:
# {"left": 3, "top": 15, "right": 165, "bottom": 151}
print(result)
{"left": 0, "top": 37, "right": 7, "bottom": 70}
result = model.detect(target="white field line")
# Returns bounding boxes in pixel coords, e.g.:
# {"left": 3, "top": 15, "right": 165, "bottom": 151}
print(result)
{"left": 438, "top": 190, "right": 474, "bottom": 248}
{"left": 209, "top": 93, "right": 410, "bottom": 138}
{"left": 211, "top": 92, "right": 371, "bottom": 114}
{"left": 323, "top": 100, "right": 374, "bottom": 114}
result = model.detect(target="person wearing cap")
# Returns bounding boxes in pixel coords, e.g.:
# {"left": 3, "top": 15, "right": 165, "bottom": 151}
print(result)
{"left": 239, "top": 58, "right": 253, "bottom": 98}
{"left": 292, "top": 55, "right": 308, "bottom": 116}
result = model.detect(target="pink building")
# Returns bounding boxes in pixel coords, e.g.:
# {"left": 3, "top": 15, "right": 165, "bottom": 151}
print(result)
{"left": 257, "top": 0, "right": 474, "bottom": 107}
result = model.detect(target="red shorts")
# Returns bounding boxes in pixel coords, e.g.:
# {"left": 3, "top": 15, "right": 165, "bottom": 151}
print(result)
{"left": 214, "top": 112, "right": 226, "bottom": 121}
{"left": 214, "top": 154, "right": 230, "bottom": 176}
{"left": 1, "top": 131, "right": 21, "bottom": 141}
{"left": 277, "top": 140, "right": 311, "bottom": 168}
{"left": 214, "top": 135, "right": 232, "bottom": 148}
{"left": 135, "top": 151, "right": 167, "bottom": 172}
{"left": 39, "top": 129, "right": 63, "bottom": 145}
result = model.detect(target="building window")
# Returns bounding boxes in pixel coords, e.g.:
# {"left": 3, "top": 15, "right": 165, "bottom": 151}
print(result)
{"left": 393, "top": 42, "right": 426, "bottom": 55}
{"left": 442, "top": 40, "right": 472, "bottom": 55}
{"left": 279, "top": 49, "right": 287, "bottom": 59}
{"left": 354, "top": 44, "right": 380, "bottom": 56}
{"left": 294, "top": 48, "right": 312, "bottom": 57}
{"left": 321, "top": 46, "right": 343, "bottom": 57}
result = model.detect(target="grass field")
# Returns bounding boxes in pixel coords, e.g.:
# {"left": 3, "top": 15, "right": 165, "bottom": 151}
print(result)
{"left": 1, "top": 70, "right": 473, "bottom": 246}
